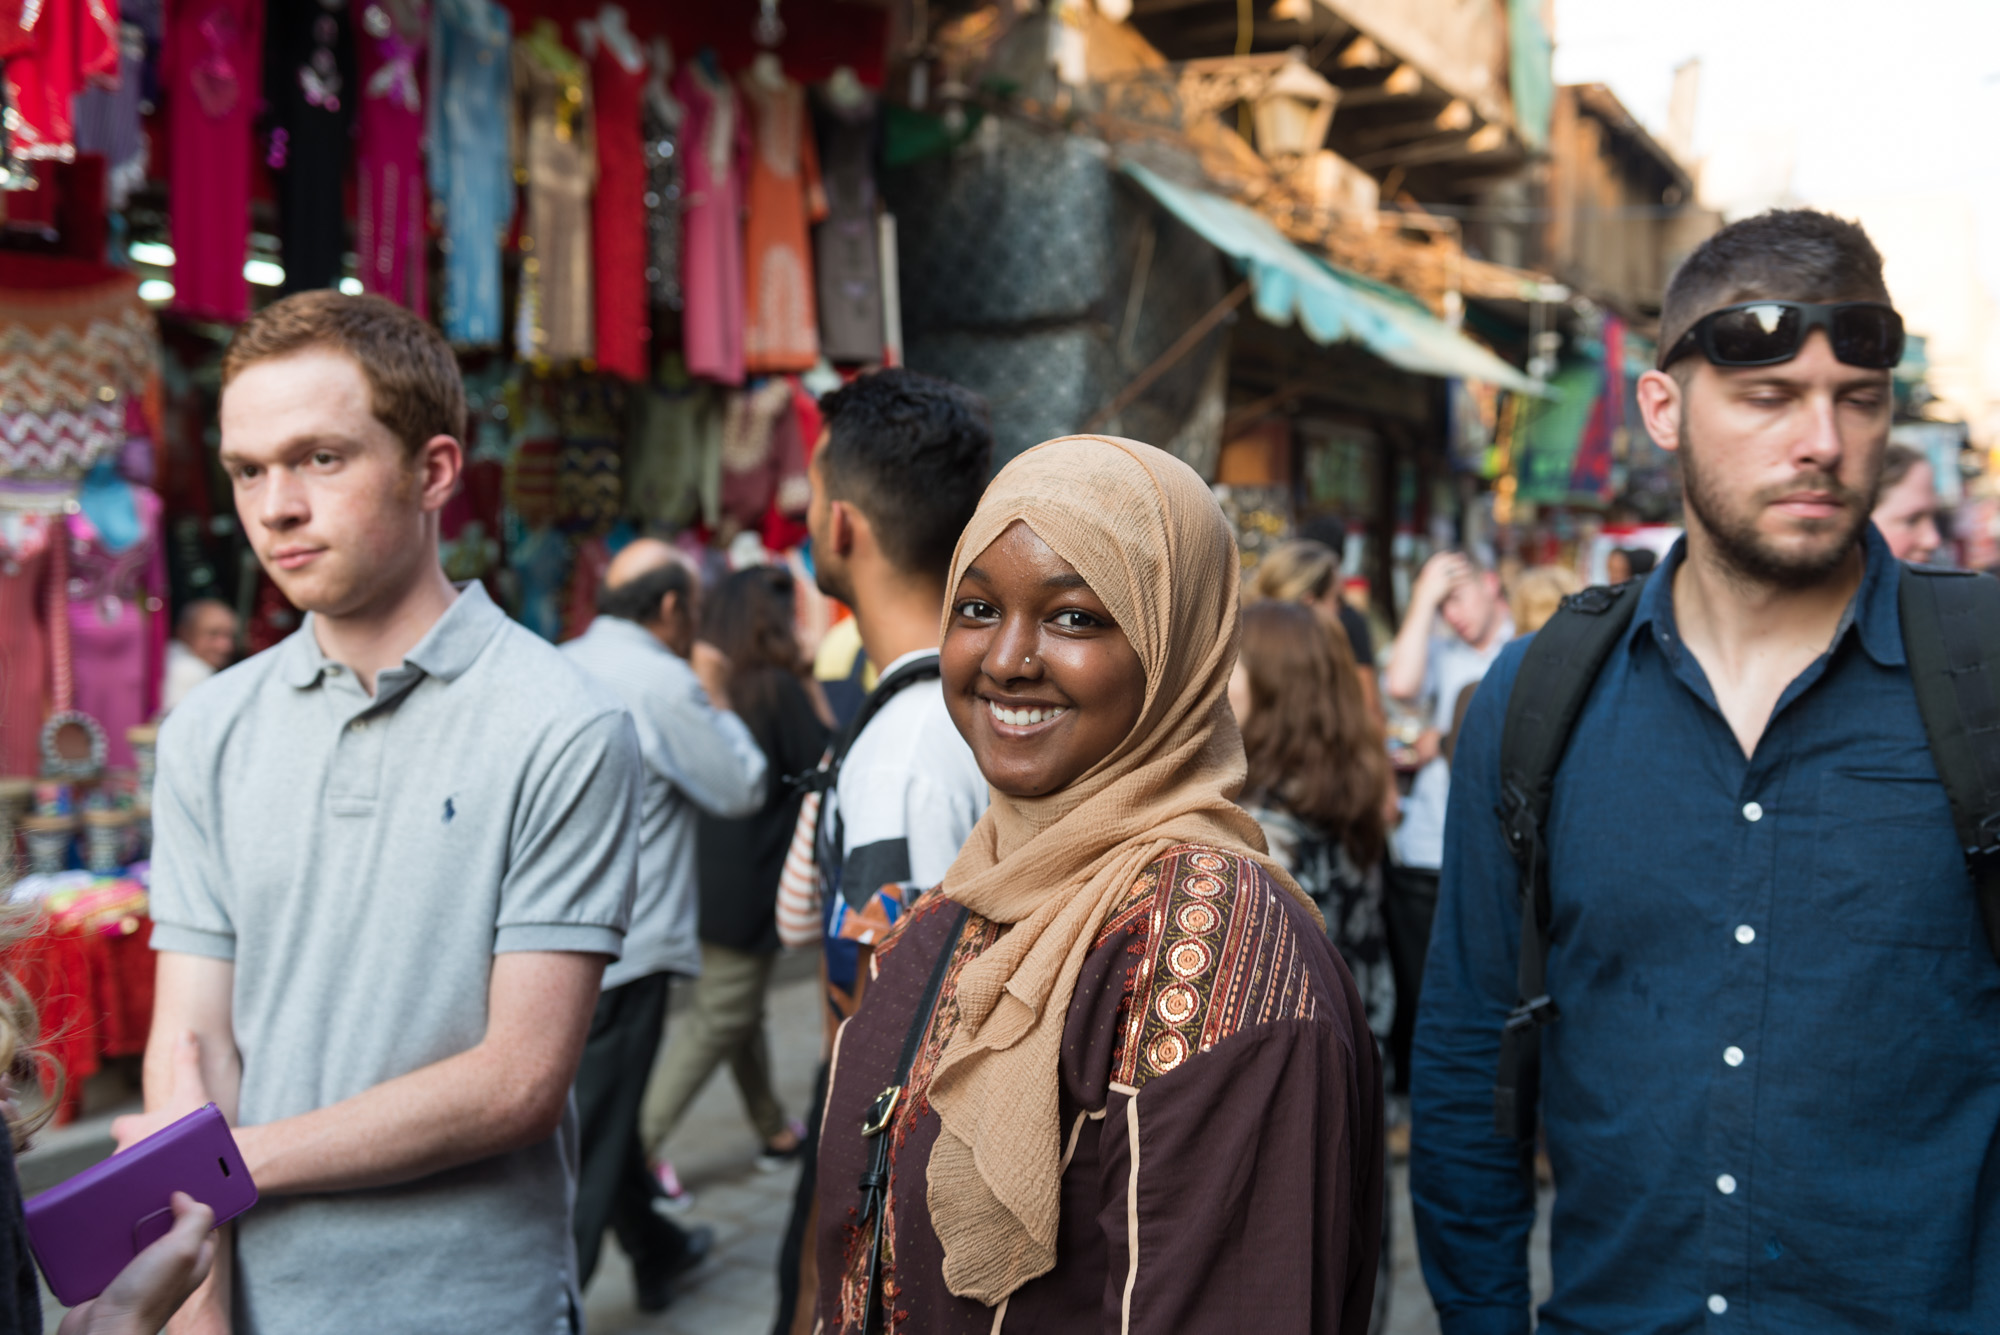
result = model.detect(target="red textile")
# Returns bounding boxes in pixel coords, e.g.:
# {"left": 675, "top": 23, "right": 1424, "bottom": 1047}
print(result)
{"left": 163, "top": 0, "right": 263, "bottom": 322}
{"left": 589, "top": 42, "right": 647, "bottom": 382}
{"left": 355, "top": 14, "right": 429, "bottom": 315}
{"left": 1, "top": 0, "right": 119, "bottom": 163}
{"left": 5, "top": 918, "right": 155, "bottom": 1125}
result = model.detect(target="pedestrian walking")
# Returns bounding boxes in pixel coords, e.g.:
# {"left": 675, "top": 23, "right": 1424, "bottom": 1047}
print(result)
{"left": 771, "top": 368, "right": 993, "bottom": 1335}
{"left": 1413, "top": 209, "right": 2000, "bottom": 1330}
{"left": 1870, "top": 441, "right": 1943, "bottom": 563}
{"left": 160, "top": 599, "right": 238, "bottom": 714}
{"left": 1379, "top": 548, "right": 1514, "bottom": 1101}
{"left": 812, "top": 435, "right": 1382, "bottom": 1333}
{"left": 1250, "top": 537, "right": 1382, "bottom": 718}
{"left": 122, "top": 292, "right": 643, "bottom": 1334}
{"left": 639, "top": 565, "right": 830, "bottom": 1174}
{"left": 1231, "top": 599, "right": 1394, "bottom": 1042}
{"left": 562, "top": 539, "right": 771, "bottom": 1309}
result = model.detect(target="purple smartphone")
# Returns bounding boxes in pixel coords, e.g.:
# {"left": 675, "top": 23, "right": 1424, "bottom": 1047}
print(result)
{"left": 24, "top": 1102, "right": 258, "bottom": 1307}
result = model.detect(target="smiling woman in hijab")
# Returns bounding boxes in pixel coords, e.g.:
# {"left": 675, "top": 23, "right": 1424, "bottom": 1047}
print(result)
{"left": 813, "top": 436, "right": 1383, "bottom": 1334}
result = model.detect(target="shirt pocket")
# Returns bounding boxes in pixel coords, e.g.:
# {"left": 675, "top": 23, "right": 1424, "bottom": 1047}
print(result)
{"left": 1813, "top": 770, "right": 1975, "bottom": 950}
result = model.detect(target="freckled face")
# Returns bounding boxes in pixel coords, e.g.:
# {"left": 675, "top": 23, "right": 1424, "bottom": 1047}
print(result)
{"left": 941, "top": 522, "right": 1148, "bottom": 799}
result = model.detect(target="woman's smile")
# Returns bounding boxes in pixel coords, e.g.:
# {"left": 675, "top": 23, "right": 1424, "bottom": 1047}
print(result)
{"left": 942, "top": 521, "right": 1147, "bottom": 798}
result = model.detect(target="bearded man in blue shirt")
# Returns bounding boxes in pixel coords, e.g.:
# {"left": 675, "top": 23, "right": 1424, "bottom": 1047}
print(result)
{"left": 1412, "top": 209, "right": 2000, "bottom": 1333}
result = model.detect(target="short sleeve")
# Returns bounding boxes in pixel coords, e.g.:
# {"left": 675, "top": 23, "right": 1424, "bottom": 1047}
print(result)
{"left": 494, "top": 708, "right": 641, "bottom": 956}
{"left": 146, "top": 709, "right": 237, "bottom": 960}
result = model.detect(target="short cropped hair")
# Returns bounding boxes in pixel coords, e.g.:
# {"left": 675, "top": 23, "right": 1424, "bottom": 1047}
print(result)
{"left": 1659, "top": 210, "right": 1892, "bottom": 360}
{"left": 221, "top": 291, "right": 467, "bottom": 456}
{"left": 597, "top": 557, "right": 695, "bottom": 626}
{"left": 817, "top": 369, "right": 993, "bottom": 581}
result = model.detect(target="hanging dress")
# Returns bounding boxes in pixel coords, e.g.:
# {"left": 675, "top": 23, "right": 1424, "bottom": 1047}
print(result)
{"left": 641, "top": 69, "right": 684, "bottom": 314}
{"left": 356, "top": 0, "right": 428, "bottom": 314}
{"left": 164, "top": 0, "right": 263, "bottom": 321}
{"left": 812, "top": 86, "right": 885, "bottom": 364}
{"left": 675, "top": 63, "right": 747, "bottom": 386}
{"left": 265, "top": 0, "right": 356, "bottom": 294}
{"left": 426, "top": 0, "right": 511, "bottom": 346}
{"left": 2, "top": 0, "right": 119, "bottom": 163}
{"left": 0, "top": 511, "right": 52, "bottom": 777}
{"left": 588, "top": 37, "right": 647, "bottom": 382}
{"left": 65, "top": 486, "right": 162, "bottom": 770}
{"left": 741, "top": 72, "right": 824, "bottom": 374}
{"left": 512, "top": 32, "right": 594, "bottom": 364}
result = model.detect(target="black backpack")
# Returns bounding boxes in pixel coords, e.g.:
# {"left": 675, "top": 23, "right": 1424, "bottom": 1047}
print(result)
{"left": 1492, "top": 564, "right": 2000, "bottom": 1141}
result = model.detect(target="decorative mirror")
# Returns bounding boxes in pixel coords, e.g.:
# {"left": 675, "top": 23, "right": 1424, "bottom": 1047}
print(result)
{"left": 39, "top": 710, "right": 108, "bottom": 782}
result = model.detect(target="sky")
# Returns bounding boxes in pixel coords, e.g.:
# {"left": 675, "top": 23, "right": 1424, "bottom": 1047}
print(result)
{"left": 1552, "top": 0, "right": 2000, "bottom": 427}
{"left": 1552, "top": 0, "right": 2000, "bottom": 290}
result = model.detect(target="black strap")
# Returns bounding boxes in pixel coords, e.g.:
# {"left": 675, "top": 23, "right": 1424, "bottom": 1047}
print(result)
{"left": 857, "top": 903, "right": 970, "bottom": 1333}
{"left": 1898, "top": 566, "right": 2000, "bottom": 961}
{"left": 792, "top": 653, "right": 946, "bottom": 798}
{"left": 1493, "top": 580, "right": 1646, "bottom": 1141}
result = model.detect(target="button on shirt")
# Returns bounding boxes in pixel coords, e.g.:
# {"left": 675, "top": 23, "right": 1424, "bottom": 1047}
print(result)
{"left": 562, "top": 614, "right": 768, "bottom": 987}
{"left": 1411, "top": 529, "right": 2000, "bottom": 1334}
{"left": 148, "top": 583, "right": 642, "bottom": 1335}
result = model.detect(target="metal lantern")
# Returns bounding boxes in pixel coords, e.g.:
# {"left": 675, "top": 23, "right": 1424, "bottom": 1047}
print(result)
{"left": 1252, "top": 57, "right": 1339, "bottom": 164}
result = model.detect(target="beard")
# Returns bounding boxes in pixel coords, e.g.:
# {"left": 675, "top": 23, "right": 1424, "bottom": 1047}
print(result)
{"left": 1679, "top": 427, "right": 1872, "bottom": 591}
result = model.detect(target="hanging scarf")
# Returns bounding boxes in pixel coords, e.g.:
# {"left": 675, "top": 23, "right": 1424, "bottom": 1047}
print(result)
{"left": 923, "top": 434, "right": 1315, "bottom": 1304}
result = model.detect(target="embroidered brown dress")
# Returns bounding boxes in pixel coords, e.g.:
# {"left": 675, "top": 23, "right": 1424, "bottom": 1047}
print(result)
{"left": 815, "top": 844, "right": 1383, "bottom": 1333}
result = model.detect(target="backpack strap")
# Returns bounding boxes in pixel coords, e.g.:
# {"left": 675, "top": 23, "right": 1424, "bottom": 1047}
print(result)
{"left": 1493, "top": 579, "right": 1646, "bottom": 1141}
{"left": 791, "top": 652, "right": 946, "bottom": 798}
{"left": 1897, "top": 566, "right": 2000, "bottom": 963}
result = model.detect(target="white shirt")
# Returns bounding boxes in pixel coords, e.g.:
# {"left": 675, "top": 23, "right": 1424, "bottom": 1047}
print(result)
{"left": 562, "top": 615, "right": 768, "bottom": 985}
{"left": 160, "top": 639, "right": 214, "bottom": 713}
{"left": 1394, "top": 617, "right": 1515, "bottom": 871}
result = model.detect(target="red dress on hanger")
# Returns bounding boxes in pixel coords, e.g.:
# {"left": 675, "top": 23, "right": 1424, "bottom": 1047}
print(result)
{"left": 589, "top": 40, "right": 647, "bottom": 382}
{"left": 1, "top": 0, "right": 119, "bottom": 163}
{"left": 163, "top": 0, "right": 263, "bottom": 321}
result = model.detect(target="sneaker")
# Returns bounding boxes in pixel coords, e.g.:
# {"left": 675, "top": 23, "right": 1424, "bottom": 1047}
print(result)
{"left": 634, "top": 1223, "right": 714, "bottom": 1312}
{"left": 755, "top": 1119, "right": 810, "bottom": 1173}
{"left": 651, "top": 1157, "right": 696, "bottom": 1214}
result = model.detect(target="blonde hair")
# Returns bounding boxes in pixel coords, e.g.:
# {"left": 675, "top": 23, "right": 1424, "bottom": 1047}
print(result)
{"left": 1249, "top": 540, "right": 1340, "bottom": 605}
{"left": 1510, "top": 564, "right": 1584, "bottom": 634}
{"left": 0, "top": 898, "right": 54, "bottom": 1150}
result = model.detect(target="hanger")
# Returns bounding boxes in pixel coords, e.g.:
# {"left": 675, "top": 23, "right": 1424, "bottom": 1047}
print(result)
{"left": 825, "top": 65, "right": 867, "bottom": 109}
{"left": 749, "top": 51, "right": 785, "bottom": 90}
{"left": 596, "top": 4, "right": 643, "bottom": 72}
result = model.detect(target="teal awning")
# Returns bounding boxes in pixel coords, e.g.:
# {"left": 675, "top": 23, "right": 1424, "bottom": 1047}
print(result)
{"left": 1122, "top": 162, "right": 1545, "bottom": 396}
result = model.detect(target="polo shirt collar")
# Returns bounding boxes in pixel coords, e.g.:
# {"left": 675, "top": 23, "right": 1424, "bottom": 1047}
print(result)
{"left": 1631, "top": 524, "right": 1905, "bottom": 668}
{"left": 580, "top": 612, "right": 674, "bottom": 656}
{"left": 280, "top": 581, "right": 508, "bottom": 689}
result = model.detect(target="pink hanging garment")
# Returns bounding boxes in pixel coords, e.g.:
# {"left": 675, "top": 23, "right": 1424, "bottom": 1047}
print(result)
{"left": 64, "top": 488, "right": 160, "bottom": 769}
{"left": 165, "top": 0, "right": 263, "bottom": 321}
{"left": 676, "top": 63, "right": 748, "bottom": 386}
{"left": 356, "top": 1, "right": 429, "bottom": 315}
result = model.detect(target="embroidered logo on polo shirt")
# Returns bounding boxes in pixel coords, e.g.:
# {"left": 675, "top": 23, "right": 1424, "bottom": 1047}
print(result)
{"left": 443, "top": 797, "right": 456, "bottom": 824}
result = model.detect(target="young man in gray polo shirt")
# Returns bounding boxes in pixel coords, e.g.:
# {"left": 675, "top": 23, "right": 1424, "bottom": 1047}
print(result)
{"left": 114, "top": 292, "right": 642, "bottom": 1335}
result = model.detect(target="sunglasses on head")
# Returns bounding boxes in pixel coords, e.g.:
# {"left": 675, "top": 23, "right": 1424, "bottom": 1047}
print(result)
{"left": 1659, "top": 301, "right": 1905, "bottom": 372}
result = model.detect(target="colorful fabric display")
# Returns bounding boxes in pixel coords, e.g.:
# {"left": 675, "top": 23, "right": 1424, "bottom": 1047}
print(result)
{"left": 356, "top": 0, "right": 429, "bottom": 313}
{"left": 427, "top": 0, "right": 511, "bottom": 345}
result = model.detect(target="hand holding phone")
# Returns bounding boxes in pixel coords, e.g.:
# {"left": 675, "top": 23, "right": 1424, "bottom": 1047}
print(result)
{"left": 54, "top": 1191, "right": 215, "bottom": 1335}
{"left": 25, "top": 1103, "right": 257, "bottom": 1307}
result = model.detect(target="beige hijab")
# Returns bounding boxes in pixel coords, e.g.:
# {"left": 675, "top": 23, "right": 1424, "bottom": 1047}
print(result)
{"left": 925, "top": 435, "right": 1315, "bottom": 1305}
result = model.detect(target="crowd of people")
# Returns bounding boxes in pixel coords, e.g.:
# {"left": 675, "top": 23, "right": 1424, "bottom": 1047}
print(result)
{"left": 0, "top": 203, "right": 1994, "bottom": 1335}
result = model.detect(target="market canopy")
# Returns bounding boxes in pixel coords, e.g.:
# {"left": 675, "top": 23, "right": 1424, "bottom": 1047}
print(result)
{"left": 1122, "top": 162, "right": 1546, "bottom": 396}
